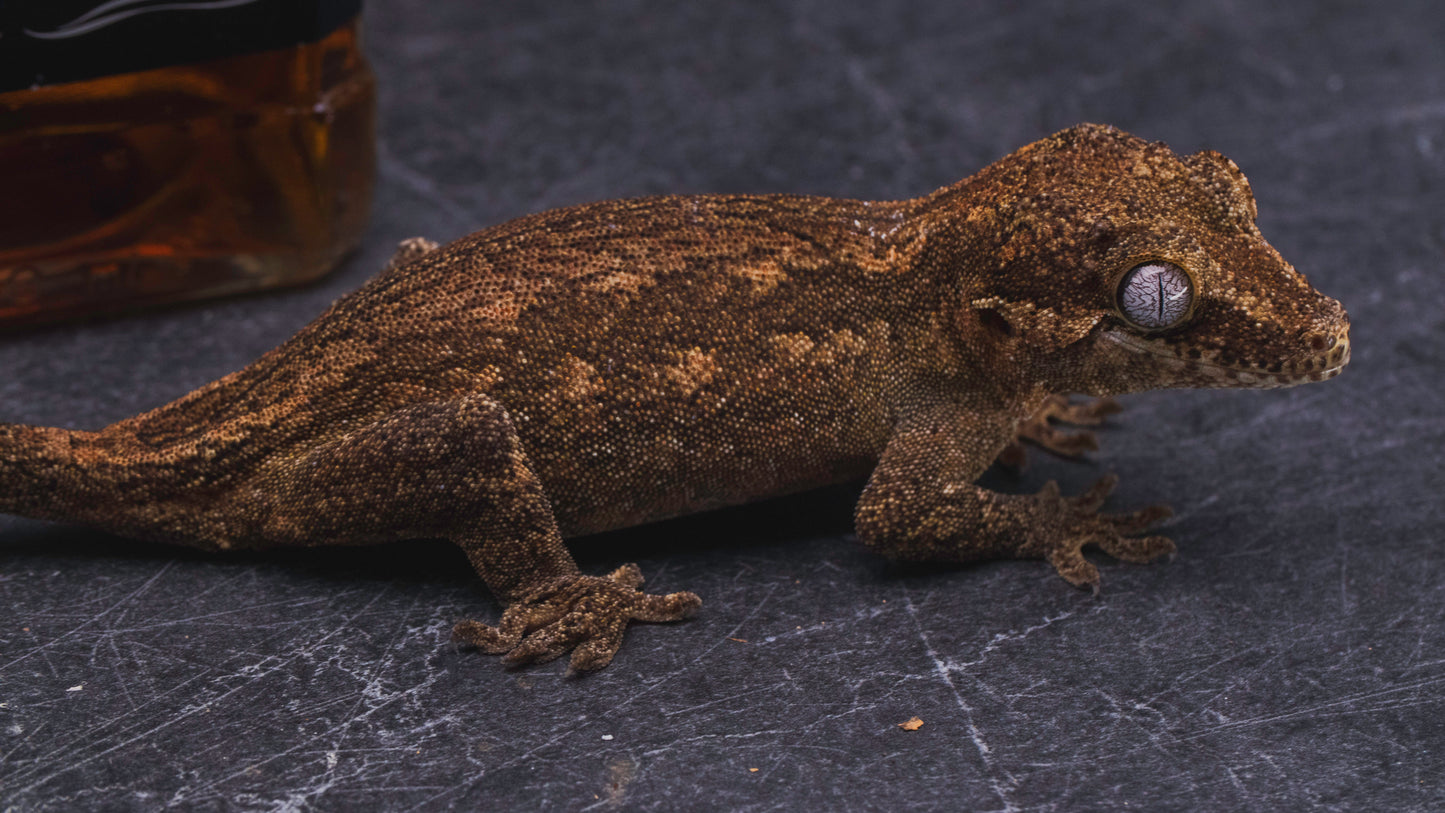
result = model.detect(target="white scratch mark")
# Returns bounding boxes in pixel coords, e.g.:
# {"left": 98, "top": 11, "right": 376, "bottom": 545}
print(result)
{"left": 903, "top": 591, "right": 1018, "bottom": 812}
{"left": 0, "top": 562, "right": 175, "bottom": 673}
{"left": 6, "top": 590, "right": 388, "bottom": 797}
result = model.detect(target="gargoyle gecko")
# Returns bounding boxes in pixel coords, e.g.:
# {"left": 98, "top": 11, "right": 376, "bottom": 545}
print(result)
{"left": 0, "top": 124, "right": 1350, "bottom": 670}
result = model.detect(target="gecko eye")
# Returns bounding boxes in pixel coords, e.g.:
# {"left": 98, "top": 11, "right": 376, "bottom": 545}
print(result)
{"left": 1117, "top": 262, "right": 1193, "bottom": 330}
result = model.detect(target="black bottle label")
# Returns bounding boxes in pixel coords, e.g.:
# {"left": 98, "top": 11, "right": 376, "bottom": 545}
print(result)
{"left": 0, "top": 0, "right": 363, "bottom": 92}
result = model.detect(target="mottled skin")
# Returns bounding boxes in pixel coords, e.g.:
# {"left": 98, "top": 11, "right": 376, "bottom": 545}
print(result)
{"left": 0, "top": 124, "right": 1349, "bottom": 671}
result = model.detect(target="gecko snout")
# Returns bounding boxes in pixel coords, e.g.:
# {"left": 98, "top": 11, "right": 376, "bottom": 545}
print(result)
{"left": 1300, "top": 298, "right": 1350, "bottom": 380}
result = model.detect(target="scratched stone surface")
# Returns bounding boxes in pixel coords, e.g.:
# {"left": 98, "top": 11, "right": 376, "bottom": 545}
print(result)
{"left": 2, "top": 1, "right": 1443, "bottom": 810}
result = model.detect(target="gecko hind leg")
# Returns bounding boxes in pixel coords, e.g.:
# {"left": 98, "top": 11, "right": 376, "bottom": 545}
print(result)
{"left": 258, "top": 394, "right": 698, "bottom": 671}
{"left": 997, "top": 395, "right": 1122, "bottom": 470}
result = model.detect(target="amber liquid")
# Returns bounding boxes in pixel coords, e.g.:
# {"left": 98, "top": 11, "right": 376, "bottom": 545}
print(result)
{"left": 0, "top": 20, "right": 376, "bottom": 327}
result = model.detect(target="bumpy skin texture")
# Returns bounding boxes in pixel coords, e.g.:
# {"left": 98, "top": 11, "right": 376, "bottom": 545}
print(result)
{"left": 0, "top": 124, "right": 1350, "bottom": 671}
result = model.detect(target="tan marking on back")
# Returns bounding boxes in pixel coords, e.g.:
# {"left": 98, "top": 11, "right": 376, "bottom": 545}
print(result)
{"left": 664, "top": 349, "right": 719, "bottom": 397}
{"left": 557, "top": 357, "right": 605, "bottom": 401}
{"left": 736, "top": 259, "right": 789, "bottom": 293}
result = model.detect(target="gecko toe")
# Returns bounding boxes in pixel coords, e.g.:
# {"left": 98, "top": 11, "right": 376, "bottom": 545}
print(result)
{"left": 1048, "top": 544, "right": 1100, "bottom": 588}
{"left": 568, "top": 633, "right": 628, "bottom": 672}
{"left": 631, "top": 590, "right": 702, "bottom": 622}
{"left": 1058, "top": 396, "right": 1123, "bottom": 424}
{"left": 1042, "top": 427, "right": 1101, "bottom": 456}
{"left": 1072, "top": 474, "right": 1119, "bottom": 512}
{"left": 502, "top": 627, "right": 578, "bottom": 665}
{"left": 606, "top": 562, "right": 646, "bottom": 589}
{"left": 1098, "top": 534, "right": 1176, "bottom": 563}
{"left": 452, "top": 619, "right": 516, "bottom": 654}
{"left": 1105, "top": 503, "right": 1174, "bottom": 535}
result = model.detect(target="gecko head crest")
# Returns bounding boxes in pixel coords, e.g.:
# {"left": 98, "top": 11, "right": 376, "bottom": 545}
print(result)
{"left": 946, "top": 123, "right": 1350, "bottom": 394}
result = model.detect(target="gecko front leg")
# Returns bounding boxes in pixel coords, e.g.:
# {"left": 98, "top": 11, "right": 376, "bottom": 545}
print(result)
{"left": 855, "top": 401, "right": 1173, "bottom": 587}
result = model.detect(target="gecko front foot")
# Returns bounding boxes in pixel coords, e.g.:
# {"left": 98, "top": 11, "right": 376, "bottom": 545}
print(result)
{"left": 1032, "top": 475, "right": 1174, "bottom": 589}
{"left": 453, "top": 564, "right": 701, "bottom": 672}
{"left": 998, "top": 395, "right": 1123, "bottom": 469}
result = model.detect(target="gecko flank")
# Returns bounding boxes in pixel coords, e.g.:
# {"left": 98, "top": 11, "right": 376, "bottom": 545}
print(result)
{"left": 0, "top": 124, "right": 1349, "bottom": 670}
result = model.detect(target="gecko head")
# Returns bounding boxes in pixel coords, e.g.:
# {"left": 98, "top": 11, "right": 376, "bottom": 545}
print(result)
{"left": 948, "top": 123, "right": 1350, "bottom": 394}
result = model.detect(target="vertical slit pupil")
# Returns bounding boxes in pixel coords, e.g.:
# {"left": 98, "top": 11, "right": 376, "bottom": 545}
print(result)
{"left": 1156, "top": 272, "right": 1165, "bottom": 323}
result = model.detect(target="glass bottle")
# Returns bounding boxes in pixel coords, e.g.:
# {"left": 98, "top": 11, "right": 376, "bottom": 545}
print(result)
{"left": 0, "top": 1, "right": 376, "bottom": 327}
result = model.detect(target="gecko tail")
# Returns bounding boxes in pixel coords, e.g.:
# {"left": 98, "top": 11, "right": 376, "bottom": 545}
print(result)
{"left": 0, "top": 422, "right": 106, "bottom": 523}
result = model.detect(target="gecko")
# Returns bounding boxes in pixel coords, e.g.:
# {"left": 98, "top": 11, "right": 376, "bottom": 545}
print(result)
{"left": 0, "top": 124, "right": 1349, "bottom": 671}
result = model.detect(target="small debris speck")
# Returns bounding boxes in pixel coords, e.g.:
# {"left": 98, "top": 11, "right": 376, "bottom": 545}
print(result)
{"left": 601, "top": 734, "right": 613, "bottom": 741}
{"left": 67, "top": 684, "right": 83, "bottom": 693}
{"left": 898, "top": 717, "right": 924, "bottom": 731}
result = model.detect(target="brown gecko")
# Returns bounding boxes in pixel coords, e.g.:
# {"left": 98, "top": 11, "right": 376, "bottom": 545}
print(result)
{"left": 0, "top": 124, "right": 1349, "bottom": 671}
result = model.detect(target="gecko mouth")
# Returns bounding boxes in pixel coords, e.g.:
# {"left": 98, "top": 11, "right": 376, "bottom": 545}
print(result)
{"left": 1103, "top": 329, "right": 1350, "bottom": 389}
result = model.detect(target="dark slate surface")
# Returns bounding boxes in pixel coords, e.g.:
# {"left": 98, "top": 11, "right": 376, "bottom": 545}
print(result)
{"left": 2, "top": 1, "right": 1442, "bottom": 810}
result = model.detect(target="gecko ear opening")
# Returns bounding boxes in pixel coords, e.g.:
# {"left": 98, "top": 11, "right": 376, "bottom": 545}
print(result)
{"left": 971, "top": 297, "right": 1103, "bottom": 351}
{"left": 977, "top": 307, "right": 1013, "bottom": 337}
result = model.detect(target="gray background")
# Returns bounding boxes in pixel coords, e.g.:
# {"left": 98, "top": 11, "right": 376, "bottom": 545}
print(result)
{"left": 3, "top": 1, "right": 1443, "bottom": 810}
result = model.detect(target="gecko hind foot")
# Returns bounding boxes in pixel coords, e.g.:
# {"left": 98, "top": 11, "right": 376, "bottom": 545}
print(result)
{"left": 1039, "top": 475, "right": 1175, "bottom": 589}
{"left": 999, "top": 396, "right": 1124, "bottom": 470}
{"left": 453, "top": 564, "right": 701, "bottom": 672}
